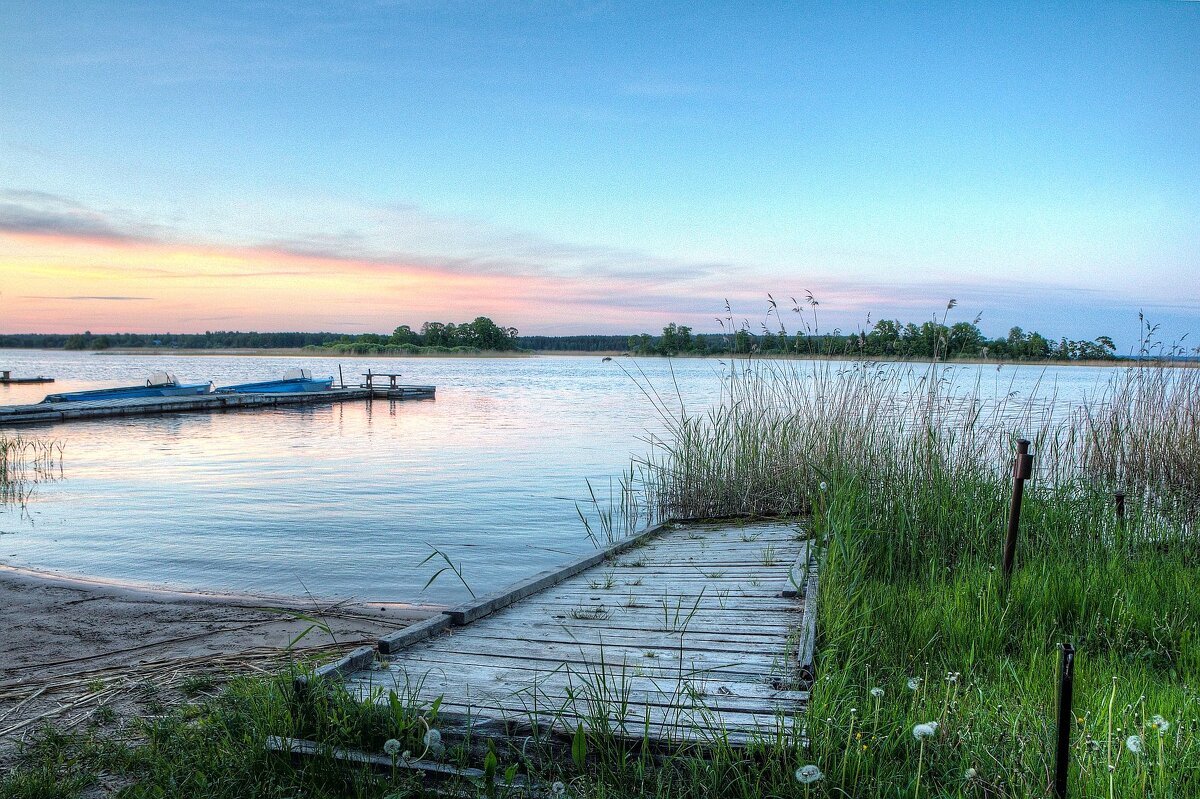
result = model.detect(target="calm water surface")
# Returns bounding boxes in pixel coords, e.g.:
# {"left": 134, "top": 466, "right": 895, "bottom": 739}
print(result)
{"left": 0, "top": 351, "right": 1116, "bottom": 604}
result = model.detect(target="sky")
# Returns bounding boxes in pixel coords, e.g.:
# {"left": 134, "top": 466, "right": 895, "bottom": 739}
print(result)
{"left": 1, "top": 2, "right": 1197, "bottom": 349}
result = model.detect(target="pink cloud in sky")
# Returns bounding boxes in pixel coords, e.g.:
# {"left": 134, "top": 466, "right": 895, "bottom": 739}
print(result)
{"left": 0, "top": 229, "right": 735, "bottom": 334}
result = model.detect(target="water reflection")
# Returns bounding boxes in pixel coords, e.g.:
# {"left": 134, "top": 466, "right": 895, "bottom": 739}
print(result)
{"left": 0, "top": 351, "right": 1120, "bottom": 603}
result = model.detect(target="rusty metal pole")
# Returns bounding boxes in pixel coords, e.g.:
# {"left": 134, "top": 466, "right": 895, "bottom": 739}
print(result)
{"left": 1114, "top": 490, "right": 1126, "bottom": 530}
{"left": 1002, "top": 439, "right": 1033, "bottom": 579}
{"left": 1054, "top": 643, "right": 1077, "bottom": 798}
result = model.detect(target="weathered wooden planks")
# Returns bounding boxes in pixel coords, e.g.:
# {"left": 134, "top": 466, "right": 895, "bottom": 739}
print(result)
{"left": 341, "top": 522, "right": 814, "bottom": 746}
{"left": 443, "top": 521, "right": 672, "bottom": 625}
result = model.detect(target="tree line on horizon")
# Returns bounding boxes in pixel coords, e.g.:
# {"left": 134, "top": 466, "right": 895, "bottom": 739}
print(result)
{"left": 521, "top": 320, "right": 1120, "bottom": 361}
{"left": 0, "top": 316, "right": 1121, "bottom": 361}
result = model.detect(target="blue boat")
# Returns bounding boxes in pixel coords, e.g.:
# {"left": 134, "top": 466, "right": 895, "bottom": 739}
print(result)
{"left": 42, "top": 372, "right": 213, "bottom": 403}
{"left": 215, "top": 369, "right": 334, "bottom": 394}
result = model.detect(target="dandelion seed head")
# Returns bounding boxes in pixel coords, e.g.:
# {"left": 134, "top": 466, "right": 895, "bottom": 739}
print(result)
{"left": 424, "top": 728, "right": 441, "bottom": 747}
{"left": 1126, "top": 735, "right": 1143, "bottom": 754}
{"left": 964, "top": 768, "right": 977, "bottom": 780}
{"left": 383, "top": 739, "right": 402, "bottom": 756}
{"left": 551, "top": 781, "right": 566, "bottom": 796}
{"left": 913, "top": 721, "right": 939, "bottom": 740}
{"left": 1151, "top": 715, "right": 1170, "bottom": 734}
{"left": 795, "top": 764, "right": 824, "bottom": 784}
{"left": 819, "top": 481, "right": 828, "bottom": 492}
{"left": 907, "top": 677, "right": 922, "bottom": 691}
{"left": 870, "top": 687, "right": 884, "bottom": 698}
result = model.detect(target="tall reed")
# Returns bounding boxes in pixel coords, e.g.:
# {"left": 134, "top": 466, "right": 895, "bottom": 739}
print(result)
{"left": 1080, "top": 361, "right": 1200, "bottom": 517}
{"left": 0, "top": 433, "right": 63, "bottom": 507}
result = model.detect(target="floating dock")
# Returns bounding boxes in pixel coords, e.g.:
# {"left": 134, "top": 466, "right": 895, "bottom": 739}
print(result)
{"left": 0, "top": 385, "right": 435, "bottom": 427}
{"left": 0, "top": 370, "right": 54, "bottom": 385}
{"left": 300, "top": 520, "right": 815, "bottom": 753}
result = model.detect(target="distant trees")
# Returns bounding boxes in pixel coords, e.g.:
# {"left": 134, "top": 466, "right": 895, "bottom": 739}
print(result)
{"left": 596, "top": 318, "right": 1119, "bottom": 362}
{"left": 63, "top": 332, "right": 109, "bottom": 350}
{"left": 0, "top": 315, "right": 1121, "bottom": 362}
{"left": 325, "top": 317, "right": 519, "bottom": 353}
{"left": 0, "top": 319, "right": 520, "bottom": 353}
{"left": 406, "top": 317, "right": 517, "bottom": 350}
{"left": 836, "top": 320, "right": 1115, "bottom": 361}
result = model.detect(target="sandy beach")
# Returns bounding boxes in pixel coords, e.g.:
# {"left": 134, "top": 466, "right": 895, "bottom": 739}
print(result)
{"left": 0, "top": 565, "right": 433, "bottom": 765}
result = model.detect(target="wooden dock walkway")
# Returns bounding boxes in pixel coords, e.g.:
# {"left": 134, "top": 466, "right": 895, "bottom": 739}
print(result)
{"left": 332, "top": 521, "right": 814, "bottom": 747}
{"left": 0, "top": 385, "right": 435, "bottom": 427}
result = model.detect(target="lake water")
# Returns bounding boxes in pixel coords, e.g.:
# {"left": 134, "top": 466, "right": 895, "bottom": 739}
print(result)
{"left": 0, "top": 350, "right": 1117, "bottom": 604}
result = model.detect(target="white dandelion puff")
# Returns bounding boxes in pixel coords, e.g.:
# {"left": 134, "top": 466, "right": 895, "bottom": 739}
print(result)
{"left": 907, "top": 677, "right": 922, "bottom": 691}
{"left": 870, "top": 687, "right": 885, "bottom": 698}
{"left": 818, "top": 481, "right": 828, "bottom": 492}
{"left": 964, "top": 768, "right": 977, "bottom": 780}
{"left": 795, "top": 764, "right": 824, "bottom": 784}
{"left": 1125, "top": 735, "right": 1143, "bottom": 754}
{"left": 913, "top": 722, "right": 939, "bottom": 740}
{"left": 1150, "top": 715, "right": 1170, "bottom": 734}
{"left": 423, "top": 728, "right": 441, "bottom": 748}
{"left": 383, "top": 738, "right": 402, "bottom": 756}
{"left": 551, "top": 781, "right": 566, "bottom": 796}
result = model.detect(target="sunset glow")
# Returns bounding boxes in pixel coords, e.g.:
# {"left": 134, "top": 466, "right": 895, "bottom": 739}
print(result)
{"left": 2, "top": 3, "right": 1197, "bottom": 344}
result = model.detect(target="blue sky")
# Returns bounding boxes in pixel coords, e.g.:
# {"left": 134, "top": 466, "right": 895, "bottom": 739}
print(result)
{"left": 1, "top": 2, "right": 1197, "bottom": 348}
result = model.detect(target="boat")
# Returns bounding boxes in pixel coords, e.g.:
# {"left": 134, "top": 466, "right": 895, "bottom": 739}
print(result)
{"left": 41, "top": 372, "right": 213, "bottom": 403}
{"left": 215, "top": 368, "right": 334, "bottom": 394}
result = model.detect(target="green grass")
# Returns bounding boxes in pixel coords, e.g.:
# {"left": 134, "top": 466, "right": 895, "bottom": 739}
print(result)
{"left": 806, "top": 476, "right": 1199, "bottom": 797}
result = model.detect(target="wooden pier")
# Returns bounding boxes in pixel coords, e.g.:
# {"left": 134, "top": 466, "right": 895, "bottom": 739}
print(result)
{"left": 0, "top": 384, "right": 435, "bottom": 427}
{"left": 314, "top": 520, "right": 815, "bottom": 750}
{"left": 0, "top": 370, "right": 54, "bottom": 385}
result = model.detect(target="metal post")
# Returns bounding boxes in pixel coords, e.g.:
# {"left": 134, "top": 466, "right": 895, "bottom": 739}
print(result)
{"left": 1002, "top": 439, "right": 1033, "bottom": 579}
{"left": 1054, "top": 643, "right": 1076, "bottom": 798}
{"left": 1114, "top": 490, "right": 1125, "bottom": 529}
{"left": 338, "top": 364, "right": 344, "bottom": 389}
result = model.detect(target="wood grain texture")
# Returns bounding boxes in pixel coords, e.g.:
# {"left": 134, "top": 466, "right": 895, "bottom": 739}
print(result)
{"left": 342, "top": 521, "right": 815, "bottom": 745}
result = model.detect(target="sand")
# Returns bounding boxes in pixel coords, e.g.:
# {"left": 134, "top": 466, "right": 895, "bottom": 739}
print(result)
{"left": 0, "top": 565, "right": 436, "bottom": 764}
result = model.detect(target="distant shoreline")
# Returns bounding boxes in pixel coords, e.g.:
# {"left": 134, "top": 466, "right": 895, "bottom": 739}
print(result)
{"left": 4, "top": 346, "right": 1195, "bottom": 368}
{"left": 91, "top": 347, "right": 535, "bottom": 358}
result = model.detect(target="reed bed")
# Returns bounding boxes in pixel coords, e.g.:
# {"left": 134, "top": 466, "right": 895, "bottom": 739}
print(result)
{"left": 0, "top": 434, "right": 63, "bottom": 507}
{"left": 1081, "top": 362, "right": 1200, "bottom": 517}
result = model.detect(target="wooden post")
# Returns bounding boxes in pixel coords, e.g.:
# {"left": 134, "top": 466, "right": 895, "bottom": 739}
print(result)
{"left": 1114, "top": 490, "right": 1125, "bottom": 530}
{"left": 338, "top": 364, "right": 345, "bottom": 389}
{"left": 1002, "top": 439, "right": 1033, "bottom": 579}
{"left": 1054, "top": 643, "right": 1076, "bottom": 798}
